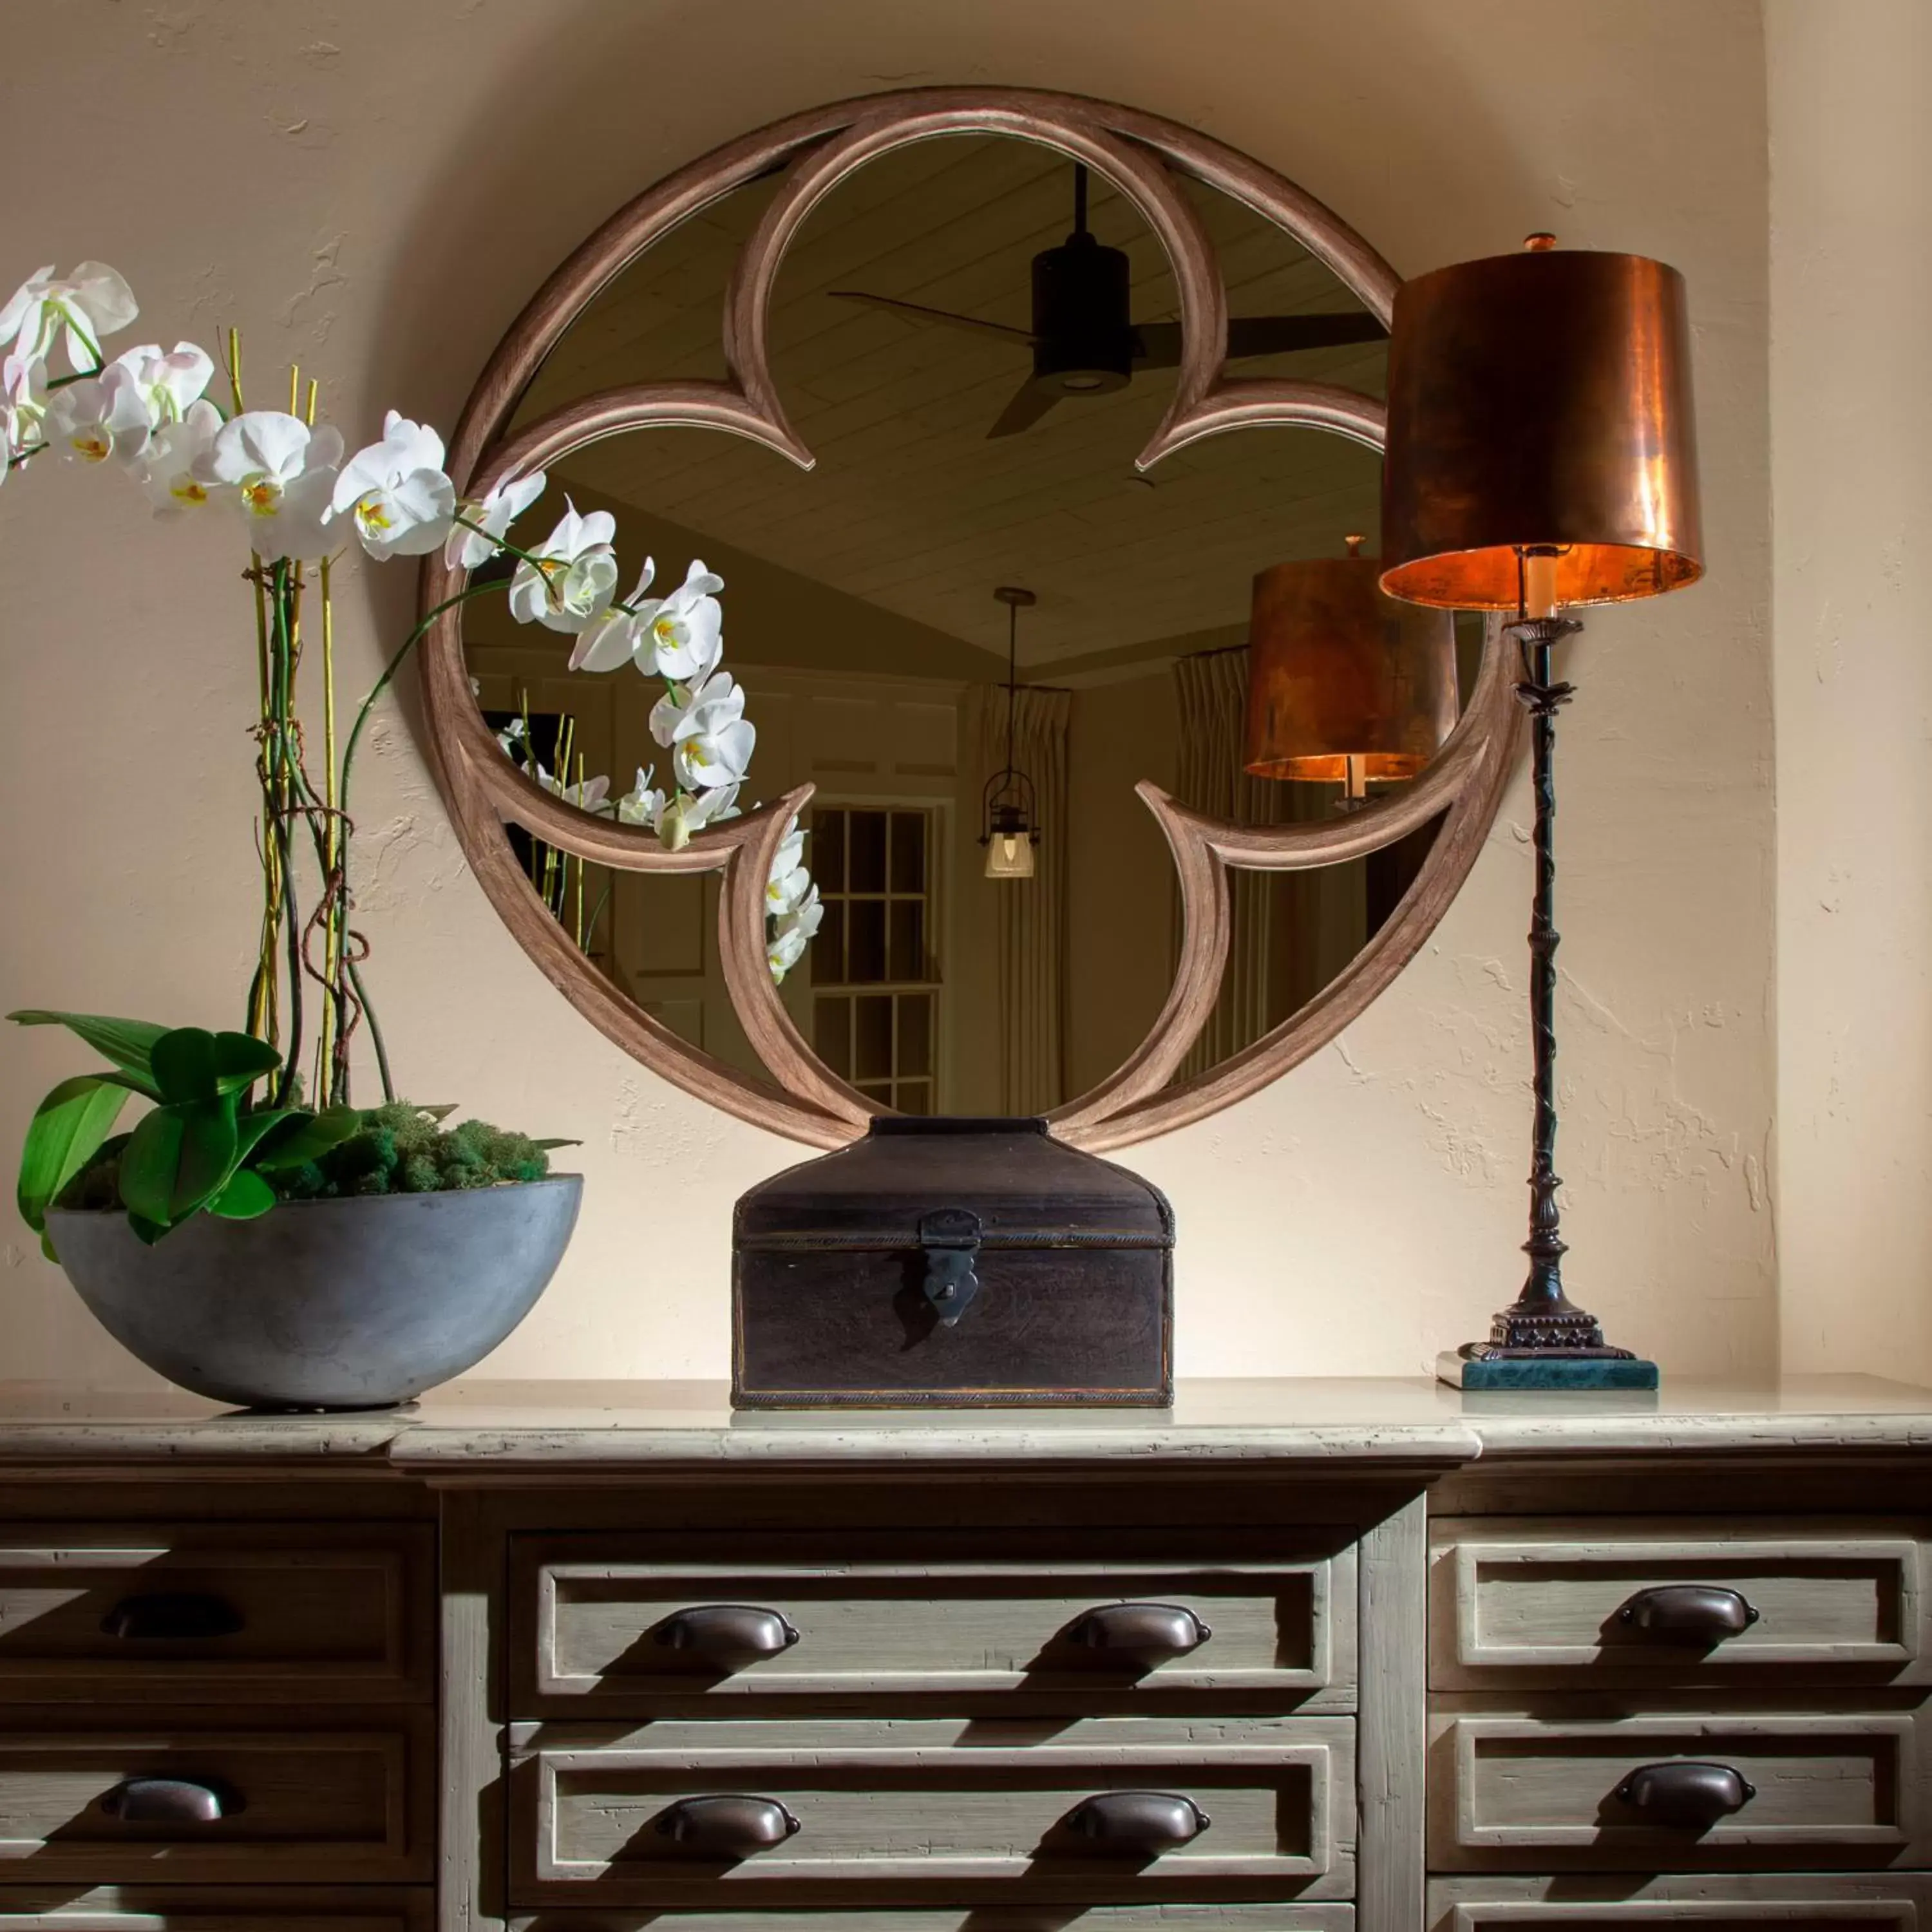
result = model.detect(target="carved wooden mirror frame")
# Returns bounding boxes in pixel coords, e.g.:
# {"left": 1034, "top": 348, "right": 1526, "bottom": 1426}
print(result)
{"left": 419, "top": 86, "right": 1520, "bottom": 1153}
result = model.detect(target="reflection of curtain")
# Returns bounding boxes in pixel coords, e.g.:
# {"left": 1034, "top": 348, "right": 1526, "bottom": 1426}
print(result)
{"left": 965, "top": 684, "right": 1072, "bottom": 1115}
{"left": 1171, "top": 649, "right": 1331, "bottom": 1080}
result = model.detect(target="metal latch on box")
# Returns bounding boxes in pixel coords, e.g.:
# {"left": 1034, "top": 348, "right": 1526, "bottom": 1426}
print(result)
{"left": 918, "top": 1208, "right": 983, "bottom": 1326}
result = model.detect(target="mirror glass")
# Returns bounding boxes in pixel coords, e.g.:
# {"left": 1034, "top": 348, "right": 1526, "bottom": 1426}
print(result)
{"left": 463, "top": 135, "right": 1473, "bottom": 1115}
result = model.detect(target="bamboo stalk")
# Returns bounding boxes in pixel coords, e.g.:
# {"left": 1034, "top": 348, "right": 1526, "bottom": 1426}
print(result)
{"left": 573, "top": 752, "right": 586, "bottom": 947}
{"left": 320, "top": 556, "right": 342, "bottom": 1106}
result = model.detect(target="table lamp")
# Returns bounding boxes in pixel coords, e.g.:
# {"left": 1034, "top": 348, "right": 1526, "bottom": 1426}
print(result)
{"left": 1379, "top": 235, "right": 1703, "bottom": 1391}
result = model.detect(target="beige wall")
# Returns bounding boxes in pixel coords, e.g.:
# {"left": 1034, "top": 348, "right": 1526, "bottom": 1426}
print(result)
{"left": 1768, "top": 0, "right": 1932, "bottom": 1381}
{"left": 0, "top": 0, "right": 1777, "bottom": 1386}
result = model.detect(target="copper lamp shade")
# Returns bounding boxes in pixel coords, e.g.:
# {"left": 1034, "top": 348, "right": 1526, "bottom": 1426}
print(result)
{"left": 1244, "top": 547, "right": 1457, "bottom": 784}
{"left": 1379, "top": 243, "right": 1703, "bottom": 611}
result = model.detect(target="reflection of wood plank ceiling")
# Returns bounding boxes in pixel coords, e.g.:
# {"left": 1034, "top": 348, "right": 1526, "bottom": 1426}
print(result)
{"left": 511, "top": 136, "right": 1385, "bottom": 668}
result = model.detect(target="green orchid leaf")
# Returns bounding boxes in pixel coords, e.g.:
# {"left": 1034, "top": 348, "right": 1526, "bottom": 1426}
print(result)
{"left": 8, "top": 1011, "right": 167, "bottom": 1095}
{"left": 39, "top": 1229, "right": 59, "bottom": 1264}
{"left": 150, "top": 1028, "right": 218, "bottom": 1104}
{"left": 211, "top": 1030, "right": 283, "bottom": 1094}
{"left": 15, "top": 1075, "right": 137, "bottom": 1233}
{"left": 207, "top": 1168, "right": 276, "bottom": 1220}
{"left": 533, "top": 1139, "right": 582, "bottom": 1151}
{"left": 119, "top": 1098, "right": 240, "bottom": 1229}
{"left": 234, "top": 1108, "right": 299, "bottom": 1166}
{"left": 249, "top": 1105, "right": 364, "bottom": 1173}
{"left": 127, "top": 1212, "right": 168, "bottom": 1247}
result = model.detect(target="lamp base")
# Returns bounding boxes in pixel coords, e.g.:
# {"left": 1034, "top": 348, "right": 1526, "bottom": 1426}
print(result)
{"left": 1436, "top": 1348, "right": 1660, "bottom": 1392}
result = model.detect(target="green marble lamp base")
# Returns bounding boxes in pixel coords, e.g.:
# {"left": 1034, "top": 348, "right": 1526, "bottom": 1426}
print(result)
{"left": 1437, "top": 1349, "right": 1661, "bottom": 1392}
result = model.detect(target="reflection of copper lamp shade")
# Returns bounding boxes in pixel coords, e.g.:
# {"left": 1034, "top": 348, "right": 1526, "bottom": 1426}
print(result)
{"left": 1378, "top": 236, "right": 1704, "bottom": 1392}
{"left": 1379, "top": 239, "right": 1703, "bottom": 614}
{"left": 1243, "top": 537, "right": 1457, "bottom": 798}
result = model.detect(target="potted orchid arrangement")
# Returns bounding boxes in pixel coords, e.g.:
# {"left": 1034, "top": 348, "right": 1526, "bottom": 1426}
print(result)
{"left": 1, "top": 261, "right": 814, "bottom": 1408}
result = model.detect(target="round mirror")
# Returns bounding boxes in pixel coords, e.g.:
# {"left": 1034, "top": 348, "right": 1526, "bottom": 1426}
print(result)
{"left": 426, "top": 92, "right": 1515, "bottom": 1149}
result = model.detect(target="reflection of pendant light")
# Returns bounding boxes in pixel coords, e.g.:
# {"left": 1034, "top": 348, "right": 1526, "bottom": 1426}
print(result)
{"left": 981, "top": 585, "right": 1039, "bottom": 880}
{"left": 1243, "top": 535, "right": 1457, "bottom": 810}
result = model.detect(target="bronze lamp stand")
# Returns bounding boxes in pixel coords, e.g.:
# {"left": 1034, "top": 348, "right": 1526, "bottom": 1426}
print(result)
{"left": 1379, "top": 235, "right": 1705, "bottom": 1391}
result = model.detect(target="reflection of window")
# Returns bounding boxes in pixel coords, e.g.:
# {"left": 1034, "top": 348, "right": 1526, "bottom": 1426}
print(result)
{"left": 810, "top": 806, "right": 940, "bottom": 1115}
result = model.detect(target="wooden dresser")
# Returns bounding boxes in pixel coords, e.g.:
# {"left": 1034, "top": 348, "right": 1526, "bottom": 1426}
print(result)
{"left": 3, "top": 1377, "right": 1930, "bottom": 1932}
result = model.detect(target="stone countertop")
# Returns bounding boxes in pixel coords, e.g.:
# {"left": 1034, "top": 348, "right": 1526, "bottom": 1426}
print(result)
{"left": 0, "top": 1375, "right": 1927, "bottom": 1468}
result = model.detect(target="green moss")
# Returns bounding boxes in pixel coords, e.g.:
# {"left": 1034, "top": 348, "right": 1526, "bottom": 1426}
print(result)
{"left": 55, "top": 1105, "right": 556, "bottom": 1212}
{"left": 272, "top": 1104, "right": 554, "bottom": 1201}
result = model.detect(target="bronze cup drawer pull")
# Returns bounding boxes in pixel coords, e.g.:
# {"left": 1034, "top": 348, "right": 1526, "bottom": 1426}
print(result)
{"left": 1617, "top": 1584, "right": 1761, "bottom": 1642}
{"left": 655, "top": 1793, "right": 801, "bottom": 1856}
{"left": 1068, "top": 1790, "right": 1211, "bottom": 1855}
{"left": 100, "top": 1592, "right": 245, "bottom": 1642}
{"left": 1615, "top": 1760, "right": 1756, "bottom": 1830}
{"left": 1070, "top": 1602, "right": 1213, "bottom": 1662}
{"left": 654, "top": 1604, "right": 801, "bottom": 1660}
{"left": 100, "top": 1776, "right": 242, "bottom": 1824}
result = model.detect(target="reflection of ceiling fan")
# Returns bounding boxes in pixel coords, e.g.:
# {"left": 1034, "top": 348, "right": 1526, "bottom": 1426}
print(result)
{"left": 830, "top": 164, "right": 1388, "bottom": 439}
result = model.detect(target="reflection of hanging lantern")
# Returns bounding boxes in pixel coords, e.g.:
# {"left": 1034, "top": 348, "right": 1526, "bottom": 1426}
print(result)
{"left": 981, "top": 586, "right": 1039, "bottom": 880}
{"left": 1242, "top": 536, "right": 1458, "bottom": 805}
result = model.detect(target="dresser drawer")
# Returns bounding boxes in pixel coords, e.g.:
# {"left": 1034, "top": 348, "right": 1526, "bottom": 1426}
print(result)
{"left": 1428, "top": 1705, "right": 1926, "bottom": 1871}
{"left": 513, "top": 1908, "right": 1356, "bottom": 1932}
{"left": 509, "top": 1715, "right": 1354, "bottom": 1903}
{"left": 0, "top": 1889, "right": 431, "bottom": 1932}
{"left": 512, "top": 1531, "right": 1353, "bottom": 1710}
{"left": 1428, "top": 1872, "right": 1932, "bottom": 1926}
{"left": 0, "top": 1524, "right": 433, "bottom": 1701}
{"left": 0, "top": 1718, "right": 433, "bottom": 1882}
{"left": 1430, "top": 1519, "right": 1929, "bottom": 1688}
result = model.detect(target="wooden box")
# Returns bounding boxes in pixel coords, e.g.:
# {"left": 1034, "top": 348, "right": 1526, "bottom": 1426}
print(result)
{"left": 731, "top": 1118, "right": 1173, "bottom": 1408}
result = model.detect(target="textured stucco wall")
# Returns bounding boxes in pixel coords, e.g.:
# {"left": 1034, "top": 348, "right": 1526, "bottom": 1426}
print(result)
{"left": 1768, "top": 0, "right": 1932, "bottom": 1381}
{"left": 0, "top": 0, "right": 1774, "bottom": 1387}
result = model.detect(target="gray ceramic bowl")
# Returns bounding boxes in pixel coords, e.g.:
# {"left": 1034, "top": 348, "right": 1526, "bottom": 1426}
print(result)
{"left": 46, "top": 1177, "right": 581, "bottom": 1410}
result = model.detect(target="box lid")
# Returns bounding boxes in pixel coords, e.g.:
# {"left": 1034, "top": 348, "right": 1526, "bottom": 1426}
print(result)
{"left": 735, "top": 1117, "right": 1173, "bottom": 1249}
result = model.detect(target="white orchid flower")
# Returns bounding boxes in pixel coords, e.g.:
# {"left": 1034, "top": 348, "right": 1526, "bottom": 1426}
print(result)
{"left": 783, "top": 884, "right": 824, "bottom": 943}
{"left": 0, "top": 353, "right": 48, "bottom": 477}
{"left": 768, "top": 927, "right": 808, "bottom": 981}
{"left": 328, "top": 410, "right": 456, "bottom": 561}
{"left": 767, "top": 860, "right": 811, "bottom": 917}
{"left": 534, "top": 763, "right": 611, "bottom": 813}
{"left": 105, "top": 341, "right": 214, "bottom": 451}
{"left": 615, "top": 766, "right": 667, "bottom": 829}
{"left": 133, "top": 399, "right": 222, "bottom": 515}
{"left": 509, "top": 498, "right": 618, "bottom": 632}
{"left": 495, "top": 716, "right": 528, "bottom": 761}
{"left": 196, "top": 410, "right": 344, "bottom": 561}
{"left": 0, "top": 262, "right": 138, "bottom": 372}
{"left": 766, "top": 819, "right": 810, "bottom": 914}
{"left": 769, "top": 820, "right": 804, "bottom": 880}
{"left": 46, "top": 369, "right": 151, "bottom": 464}
{"left": 767, "top": 885, "right": 823, "bottom": 981}
{"left": 685, "top": 781, "right": 741, "bottom": 828}
{"left": 567, "top": 560, "right": 657, "bottom": 672}
{"left": 650, "top": 671, "right": 756, "bottom": 791}
{"left": 636, "top": 558, "right": 724, "bottom": 683}
{"left": 444, "top": 469, "right": 545, "bottom": 571}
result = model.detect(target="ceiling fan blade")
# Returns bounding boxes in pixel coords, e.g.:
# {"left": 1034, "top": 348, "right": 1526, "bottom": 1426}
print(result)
{"left": 1227, "top": 312, "right": 1388, "bottom": 357}
{"left": 829, "top": 290, "right": 1036, "bottom": 346}
{"left": 1131, "top": 312, "right": 1388, "bottom": 370}
{"left": 987, "top": 380, "right": 1061, "bottom": 439}
{"left": 1130, "top": 322, "right": 1183, "bottom": 369}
